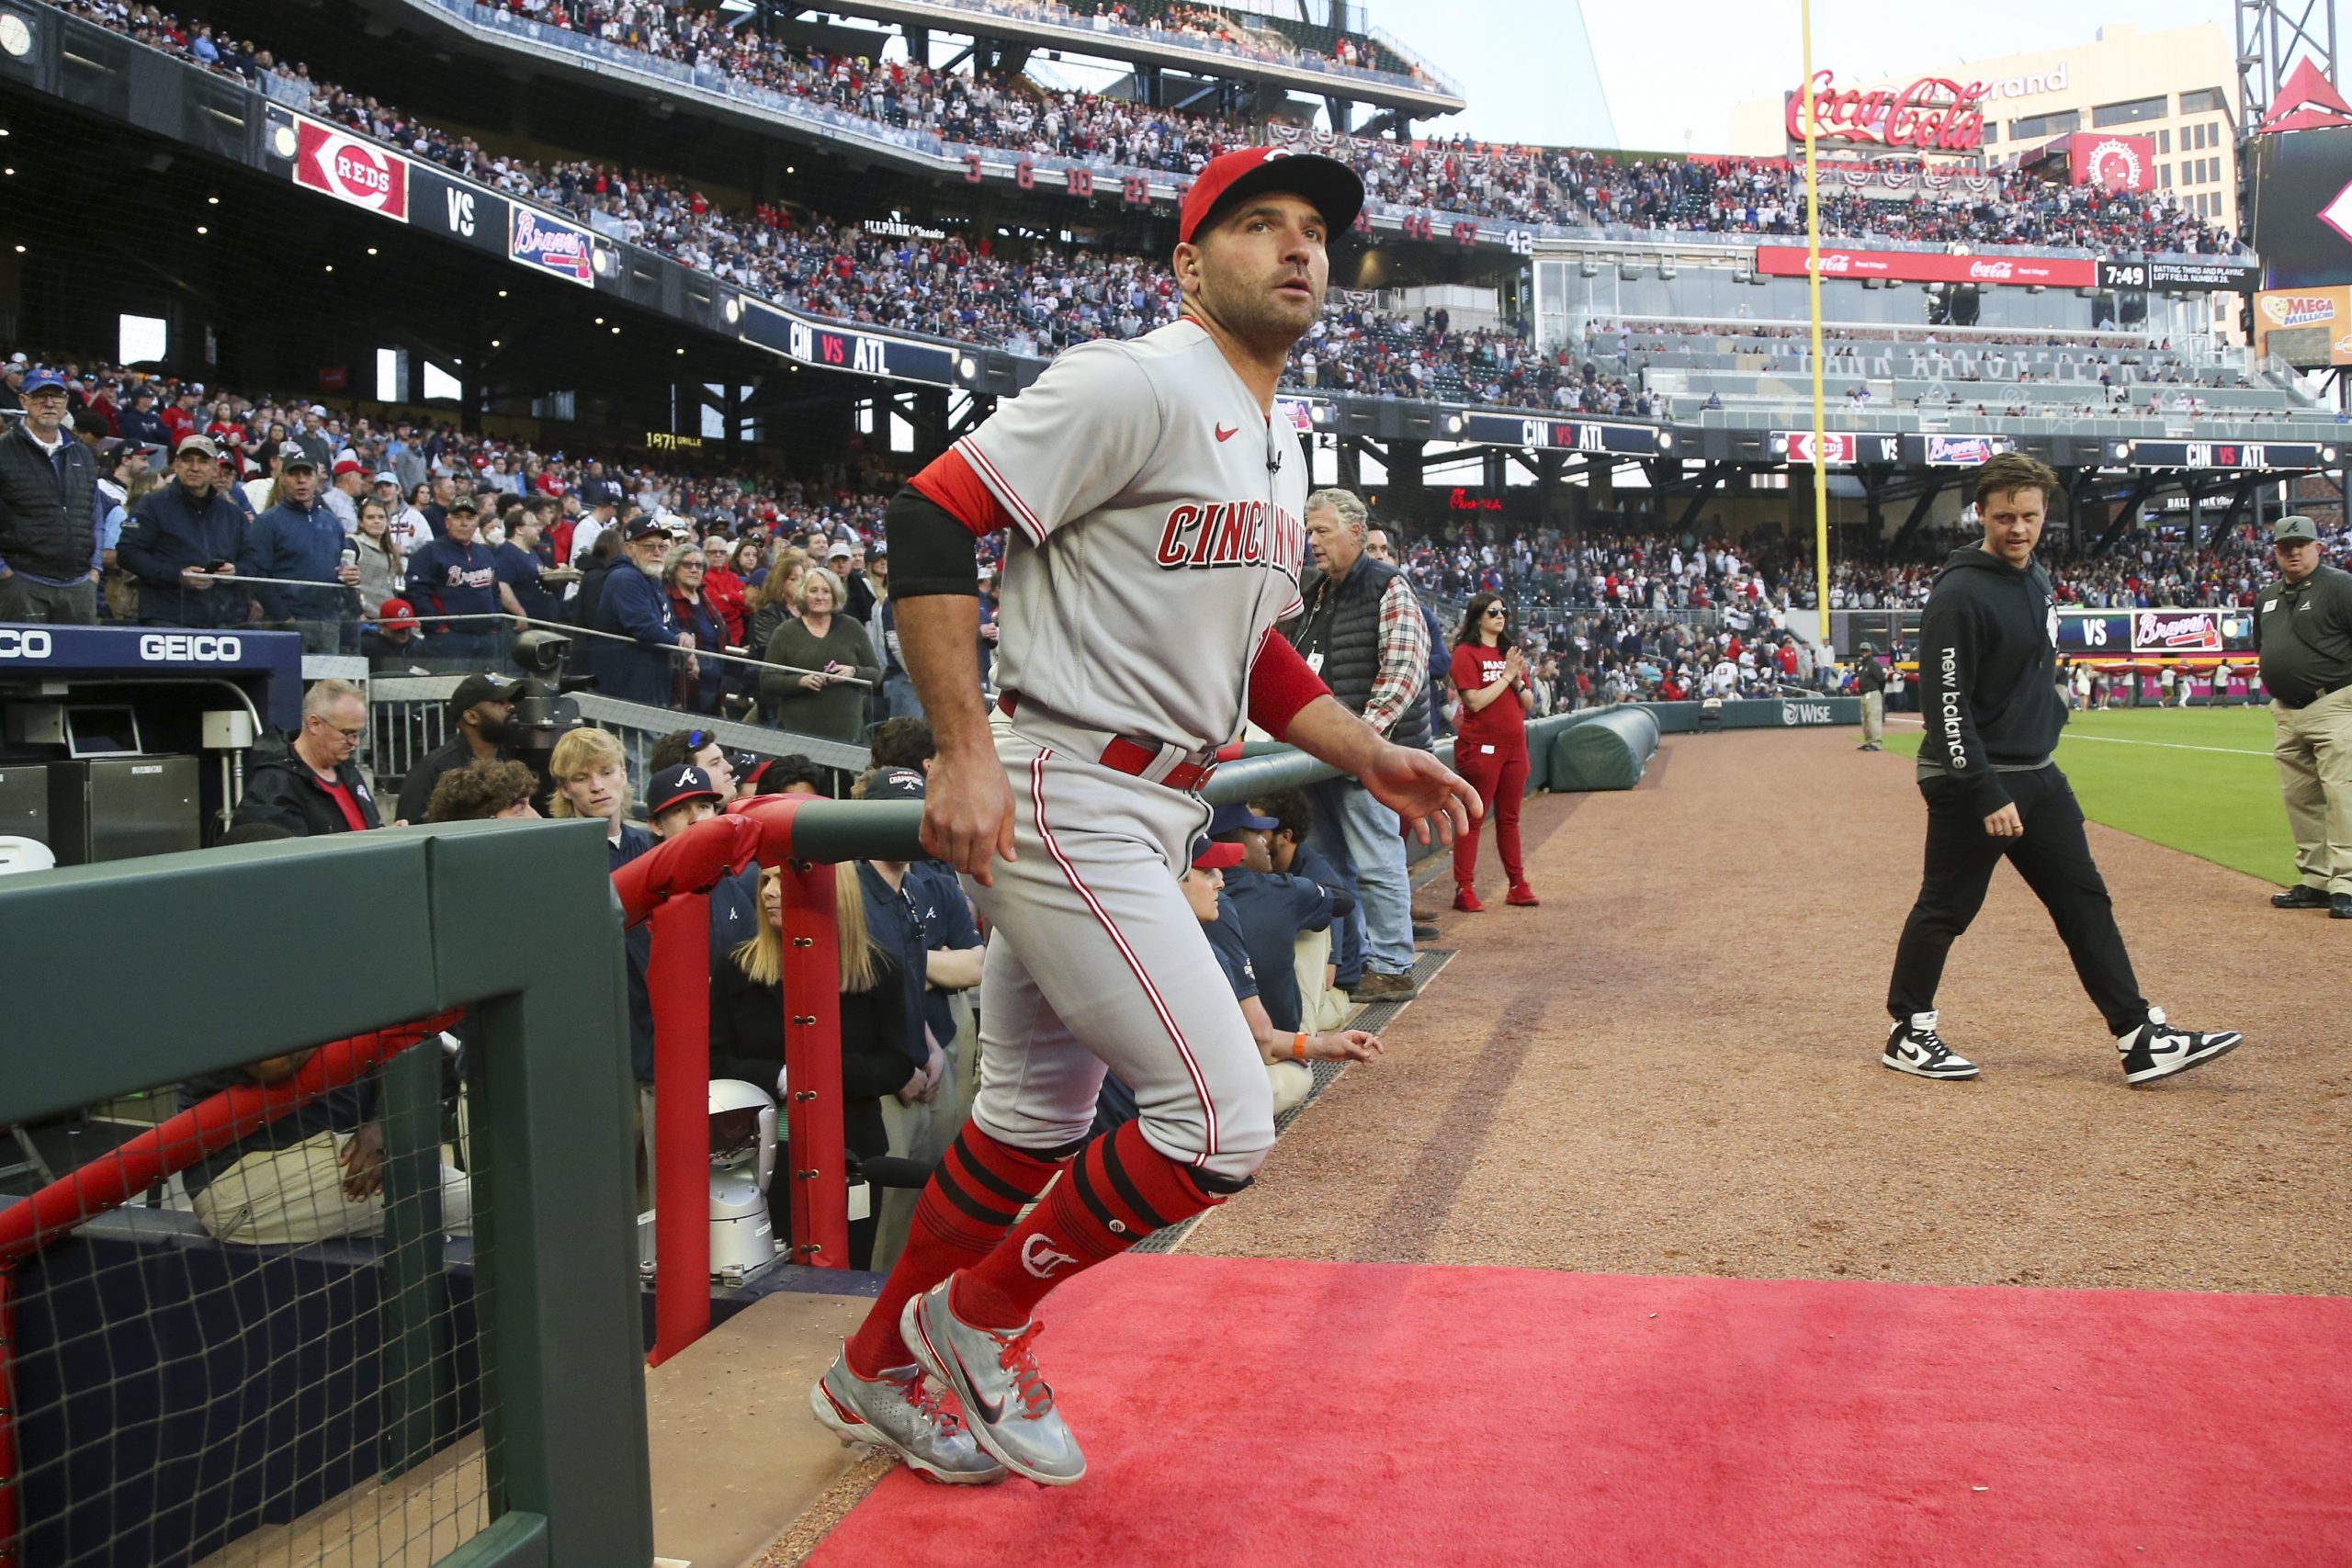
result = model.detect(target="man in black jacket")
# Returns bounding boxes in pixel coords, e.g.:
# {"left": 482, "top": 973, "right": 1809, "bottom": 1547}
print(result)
{"left": 0, "top": 369, "right": 105, "bottom": 623}
{"left": 393, "top": 672, "right": 514, "bottom": 824}
{"left": 118, "top": 435, "right": 252, "bottom": 627}
{"left": 1883, "top": 453, "right": 2240, "bottom": 1088}
{"left": 232, "top": 679, "right": 385, "bottom": 837}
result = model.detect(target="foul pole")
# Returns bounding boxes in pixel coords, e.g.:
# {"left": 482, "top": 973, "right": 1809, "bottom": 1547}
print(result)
{"left": 1801, "top": 0, "right": 1831, "bottom": 643}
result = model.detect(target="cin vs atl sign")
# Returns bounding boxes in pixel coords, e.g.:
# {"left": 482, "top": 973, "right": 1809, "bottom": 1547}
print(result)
{"left": 1785, "top": 71, "right": 1989, "bottom": 153}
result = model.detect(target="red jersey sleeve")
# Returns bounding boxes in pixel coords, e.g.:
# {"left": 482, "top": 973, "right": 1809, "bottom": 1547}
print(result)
{"left": 909, "top": 448, "right": 1016, "bottom": 537}
{"left": 1248, "top": 626, "right": 1330, "bottom": 740}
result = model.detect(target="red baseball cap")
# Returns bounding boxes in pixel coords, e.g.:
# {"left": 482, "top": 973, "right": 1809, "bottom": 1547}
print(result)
{"left": 377, "top": 597, "right": 419, "bottom": 632}
{"left": 1179, "top": 146, "right": 1363, "bottom": 246}
{"left": 1190, "top": 837, "right": 1246, "bottom": 871}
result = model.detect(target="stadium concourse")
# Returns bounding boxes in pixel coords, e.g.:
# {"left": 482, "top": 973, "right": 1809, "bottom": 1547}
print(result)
{"left": 2, "top": 0, "right": 2350, "bottom": 1561}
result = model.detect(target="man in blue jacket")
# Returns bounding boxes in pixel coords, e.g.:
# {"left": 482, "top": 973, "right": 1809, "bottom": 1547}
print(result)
{"left": 403, "top": 499, "right": 503, "bottom": 667}
{"left": 240, "top": 446, "right": 357, "bottom": 649}
{"left": 118, "top": 434, "right": 251, "bottom": 628}
{"left": 592, "top": 518, "right": 690, "bottom": 705}
{"left": 0, "top": 369, "right": 105, "bottom": 623}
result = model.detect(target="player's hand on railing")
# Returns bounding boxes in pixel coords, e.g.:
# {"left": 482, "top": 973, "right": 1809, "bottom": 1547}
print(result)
{"left": 923, "top": 741, "right": 1018, "bottom": 886}
{"left": 1360, "top": 741, "right": 1479, "bottom": 845}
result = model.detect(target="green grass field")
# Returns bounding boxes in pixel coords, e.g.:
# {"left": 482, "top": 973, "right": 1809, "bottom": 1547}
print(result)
{"left": 1885, "top": 705, "right": 2293, "bottom": 886}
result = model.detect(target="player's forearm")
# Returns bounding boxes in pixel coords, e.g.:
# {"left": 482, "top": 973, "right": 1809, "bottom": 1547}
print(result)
{"left": 896, "top": 593, "right": 993, "bottom": 757}
{"left": 1281, "top": 694, "right": 1390, "bottom": 780}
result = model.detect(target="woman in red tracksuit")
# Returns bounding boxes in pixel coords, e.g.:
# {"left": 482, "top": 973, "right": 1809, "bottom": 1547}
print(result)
{"left": 1448, "top": 592, "right": 1538, "bottom": 912}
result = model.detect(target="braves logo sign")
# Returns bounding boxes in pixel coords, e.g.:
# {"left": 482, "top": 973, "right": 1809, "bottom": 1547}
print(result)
{"left": 510, "top": 208, "right": 594, "bottom": 286}
{"left": 291, "top": 119, "right": 409, "bottom": 220}
{"left": 2134, "top": 611, "right": 2223, "bottom": 653}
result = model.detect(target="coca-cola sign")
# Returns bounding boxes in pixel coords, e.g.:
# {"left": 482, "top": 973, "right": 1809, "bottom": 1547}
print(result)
{"left": 1784, "top": 71, "right": 1988, "bottom": 152}
{"left": 1753, "top": 245, "right": 2098, "bottom": 288}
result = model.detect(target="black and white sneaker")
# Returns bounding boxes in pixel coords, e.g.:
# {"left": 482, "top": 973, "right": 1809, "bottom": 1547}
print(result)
{"left": 2118, "top": 1008, "right": 2243, "bottom": 1086}
{"left": 1882, "top": 1011, "right": 1979, "bottom": 1080}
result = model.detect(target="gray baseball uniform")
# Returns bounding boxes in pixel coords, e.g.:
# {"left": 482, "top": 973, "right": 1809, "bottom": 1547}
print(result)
{"left": 951, "top": 317, "right": 1309, "bottom": 1179}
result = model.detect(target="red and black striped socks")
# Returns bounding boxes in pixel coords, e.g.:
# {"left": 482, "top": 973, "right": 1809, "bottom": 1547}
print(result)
{"left": 951, "top": 1119, "right": 1225, "bottom": 1330}
{"left": 846, "top": 1122, "right": 1065, "bottom": 1379}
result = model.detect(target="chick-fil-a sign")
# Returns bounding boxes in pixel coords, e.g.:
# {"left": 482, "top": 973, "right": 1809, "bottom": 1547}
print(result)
{"left": 1785, "top": 71, "right": 1989, "bottom": 152}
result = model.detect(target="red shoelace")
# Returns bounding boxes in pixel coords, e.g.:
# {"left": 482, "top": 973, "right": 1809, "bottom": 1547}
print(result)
{"left": 990, "top": 1322, "right": 1056, "bottom": 1419}
{"left": 890, "top": 1368, "right": 966, "bottom": 1433}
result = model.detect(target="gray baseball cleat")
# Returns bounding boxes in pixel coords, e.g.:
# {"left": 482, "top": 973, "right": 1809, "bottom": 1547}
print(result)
{"left": 901, "top": 1275, "right": 1086, "bottom": 1486}
{"left": 808, "top": 1348, "right": 1007, "bottom": 1484}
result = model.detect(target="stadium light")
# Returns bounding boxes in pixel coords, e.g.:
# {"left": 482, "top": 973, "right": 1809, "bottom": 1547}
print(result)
{"left": 677, "top": 347, "right": 686, "bottom": 355}
{"left": 498, "top": 288, "right": 509, "bottom": 298}
{"left": 12, "top": 244, "right": 23, "bottom": 254}
{"left": 195, "top": 225, "right": 207, "bottom": 235}
{"left": 2325, "top": 446, "right": 2340, "bottom": 462}
{"left": 1657, "top": 432, "right": 1675, "bottom": 451}
{"left": 594, "top": 317, "right": 605, "bottom": 325}
{"left": 957, "top": 356, "right": 978, "bottom": 378}
{"left": 490, "top": 339, "right": 501, "bottom": 347}
{"left": 722, "top": 298, "right": 741, "bottom": 323}
{"left": 367, "top": 247, "right": 378, "bottom": 256}
{"left": 206, "top": 195, "right": 218, "bottom": 205}
{"left": 270, "top": 124, "right": 296, "bottom": 159}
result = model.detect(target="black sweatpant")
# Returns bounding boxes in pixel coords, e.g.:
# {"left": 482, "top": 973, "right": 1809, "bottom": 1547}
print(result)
{"left": 1887, "top": 765, "right": 2148, "bottom": 1036}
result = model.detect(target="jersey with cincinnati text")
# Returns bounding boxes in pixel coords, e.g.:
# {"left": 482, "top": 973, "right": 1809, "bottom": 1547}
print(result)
{"left": 957, "top": 318, "right": 1307, "bottom": 751}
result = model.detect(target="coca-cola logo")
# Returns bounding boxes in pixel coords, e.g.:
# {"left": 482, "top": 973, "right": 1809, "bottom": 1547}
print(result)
{"left": 1968, "top": 260, "right": 2015, "bottom": 280}
{"left": 1785, "top": 71, "right": 1988, "bottom": 152}
{"left": 2084, "top": 137, "right": 2145, "bottom": 192}
{"left": 1815, "top": 253, "right": 1854, "bottom": 274}
{"left": 2262, "top": 293, "right": 2339, "bottom": 328}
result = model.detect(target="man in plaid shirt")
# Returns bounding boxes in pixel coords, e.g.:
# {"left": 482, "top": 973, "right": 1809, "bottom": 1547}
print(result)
{"left": 1287, "top": 488, "right": 1430, "bottom": 1001}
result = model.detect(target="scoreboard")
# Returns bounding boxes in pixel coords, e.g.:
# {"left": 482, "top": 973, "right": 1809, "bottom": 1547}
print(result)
{"left": 2057, "top": 608, "right": 2255, "bottom": 655}
{"left": 2124, "top": 439, "right": 2332, "bottom": 471}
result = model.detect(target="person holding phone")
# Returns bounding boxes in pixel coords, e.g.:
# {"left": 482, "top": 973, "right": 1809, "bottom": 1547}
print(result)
{"left": 117, "top": 433, "right": 251, "bottom": 629}
{"left": 759, "top": 565, "right": 879, "bottom": 739}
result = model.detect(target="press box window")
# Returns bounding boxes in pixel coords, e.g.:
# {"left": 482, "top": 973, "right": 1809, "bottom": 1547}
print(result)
{"left": 2010, "top": 110, "right": 2080, "bottom": 140}
{"left": 2093, "top": 95, "right": 2166, "bottom": 128}
{"left": 2178, "top": 87, "right": 2228, "bottom": 116}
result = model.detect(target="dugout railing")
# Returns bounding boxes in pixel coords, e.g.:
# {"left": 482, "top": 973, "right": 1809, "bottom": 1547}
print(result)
{"left": 0, "top": 821, "right": 650, "bottom": 1568}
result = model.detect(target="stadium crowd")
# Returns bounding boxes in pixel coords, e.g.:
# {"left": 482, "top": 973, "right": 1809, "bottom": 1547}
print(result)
{"left": 62, "top": 0, "right": 2240, "bottom": 265}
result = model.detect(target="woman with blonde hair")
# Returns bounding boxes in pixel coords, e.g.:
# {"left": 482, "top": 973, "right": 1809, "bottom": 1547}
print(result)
{"left": 710, "top": 862, "right": 924, "bottom": 1269}
{"left": 747, "top": 548, "right": 808, "bottom": 655}
{"left": 758, "top": 565, "right": 878, "bottom": 739}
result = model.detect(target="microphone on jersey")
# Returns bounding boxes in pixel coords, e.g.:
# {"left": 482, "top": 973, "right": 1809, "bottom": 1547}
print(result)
{"left": 1267, "top": 446, "right": 1283, "bottom": 476}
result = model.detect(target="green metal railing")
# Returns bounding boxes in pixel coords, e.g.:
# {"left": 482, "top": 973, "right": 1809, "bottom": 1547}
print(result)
{"left": 0, "top": 821, "right": 654, "bottom": 1568}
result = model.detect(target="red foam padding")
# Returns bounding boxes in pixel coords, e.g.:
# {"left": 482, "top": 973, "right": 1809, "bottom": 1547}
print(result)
{"left": 810, "top": 1254, "right": 2352, "bottom": 1567}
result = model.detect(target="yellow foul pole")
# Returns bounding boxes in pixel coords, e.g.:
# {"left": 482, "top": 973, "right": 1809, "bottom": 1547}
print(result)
{"left": 1800, "top": 0, "right": 1830, "bottom": 644}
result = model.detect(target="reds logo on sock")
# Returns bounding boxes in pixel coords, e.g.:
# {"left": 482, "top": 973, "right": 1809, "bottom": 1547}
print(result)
{"left": 1022, "top": 1235, "right": 1080, "bottom": 1279}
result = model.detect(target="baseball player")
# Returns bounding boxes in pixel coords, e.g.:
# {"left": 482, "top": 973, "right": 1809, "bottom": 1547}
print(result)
{"left": 807, "top": 147, "right": 1476, "bottom": 1486}
{"left": 1883, "top": 452, "right": 2240, "bottom": 1086}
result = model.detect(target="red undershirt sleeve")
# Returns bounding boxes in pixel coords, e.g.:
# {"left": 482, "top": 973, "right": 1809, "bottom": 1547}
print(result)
{"left": 909, "top": 448, "right": 1015, "bottom": 537}
{"left": 1248, "top": 626, "right": 1330, "bottom": 740}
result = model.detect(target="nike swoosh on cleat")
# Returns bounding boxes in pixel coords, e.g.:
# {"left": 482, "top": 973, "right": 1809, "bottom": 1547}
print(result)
{"left": 940, "top": 1325, "right": 1002, "bottom": 1424}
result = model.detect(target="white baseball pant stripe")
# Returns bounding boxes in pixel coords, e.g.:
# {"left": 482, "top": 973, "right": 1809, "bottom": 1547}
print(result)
{"left": 965, "top": 723, "right": 1275, "bottom": 1182}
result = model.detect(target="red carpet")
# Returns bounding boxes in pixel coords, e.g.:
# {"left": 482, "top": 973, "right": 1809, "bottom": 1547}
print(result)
{"left": 808, "top": 1254, "right": 2352, "bottom": 1568}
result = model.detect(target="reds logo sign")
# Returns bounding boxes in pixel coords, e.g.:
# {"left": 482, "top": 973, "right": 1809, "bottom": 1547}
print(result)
{"left": 291, "top": 119, "right": 409, "bottom": 220}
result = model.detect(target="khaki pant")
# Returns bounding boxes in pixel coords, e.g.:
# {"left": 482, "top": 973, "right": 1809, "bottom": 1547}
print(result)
{"left": 2275, "top": 686, "right": 2352, "bottom": 895}
{"left": 191, "top": 1132, "right": 472, "bottom": 1246}
{"left": 1860, "top": 691, "right": 1885, "bottom": 745}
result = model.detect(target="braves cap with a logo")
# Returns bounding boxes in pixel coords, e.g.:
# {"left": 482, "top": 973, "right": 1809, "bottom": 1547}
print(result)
{"left": 2272, "top": 515, "right": 2320, "bottom": 545}
{"left": 862, "top": 767, "right": 927, "bottom": 803}
{"left": 1178, "top": 146, "right": 1363, "bottom": 245}
{"left": 277, "top": 443, "right": 317, "bottom": 470}
{"left": 646, "top": 764, "right": 724, "bottom": 817}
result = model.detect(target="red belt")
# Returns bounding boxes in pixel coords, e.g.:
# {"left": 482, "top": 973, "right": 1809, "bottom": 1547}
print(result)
{"left": 997, "top": 692, "right": 1226, "bottom": 793}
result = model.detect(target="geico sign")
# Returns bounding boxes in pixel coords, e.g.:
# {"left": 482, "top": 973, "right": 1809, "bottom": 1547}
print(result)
{"left": 0, "top": 628, "right": 55, "bottom": 659}
{"left": 139, "top": 633, "right": 244, "bottom": 662}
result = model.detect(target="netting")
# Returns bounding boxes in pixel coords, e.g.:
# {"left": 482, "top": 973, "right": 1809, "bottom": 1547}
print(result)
{"left": 0, "top": 1014, "right": 495, "bottom": 1568}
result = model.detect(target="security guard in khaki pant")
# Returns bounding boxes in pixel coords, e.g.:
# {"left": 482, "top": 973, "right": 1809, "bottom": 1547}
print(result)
{"left": 2254, "top": 515, "right": 2352, "bottom": 919}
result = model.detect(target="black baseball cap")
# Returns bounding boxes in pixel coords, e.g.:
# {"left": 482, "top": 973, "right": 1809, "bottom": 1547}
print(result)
{"left": 647, "top": 764, "right": 724, "bottom": 816}
{"left": 447, "top": 672, "right": 514, "bottom": 722}
{"left": 862, "top": 766, "right": 926, "bottom": 803}
{"left": 276, "top": 443, "right": 316, "bottom": 470}
{"left": 624, "top": 518, "right": 667, "bottom": 542}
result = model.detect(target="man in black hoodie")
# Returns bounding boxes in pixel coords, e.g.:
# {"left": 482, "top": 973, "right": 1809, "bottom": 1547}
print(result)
{"left": 1883, "top": 453, "right": 2240, "bottom": 1088}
